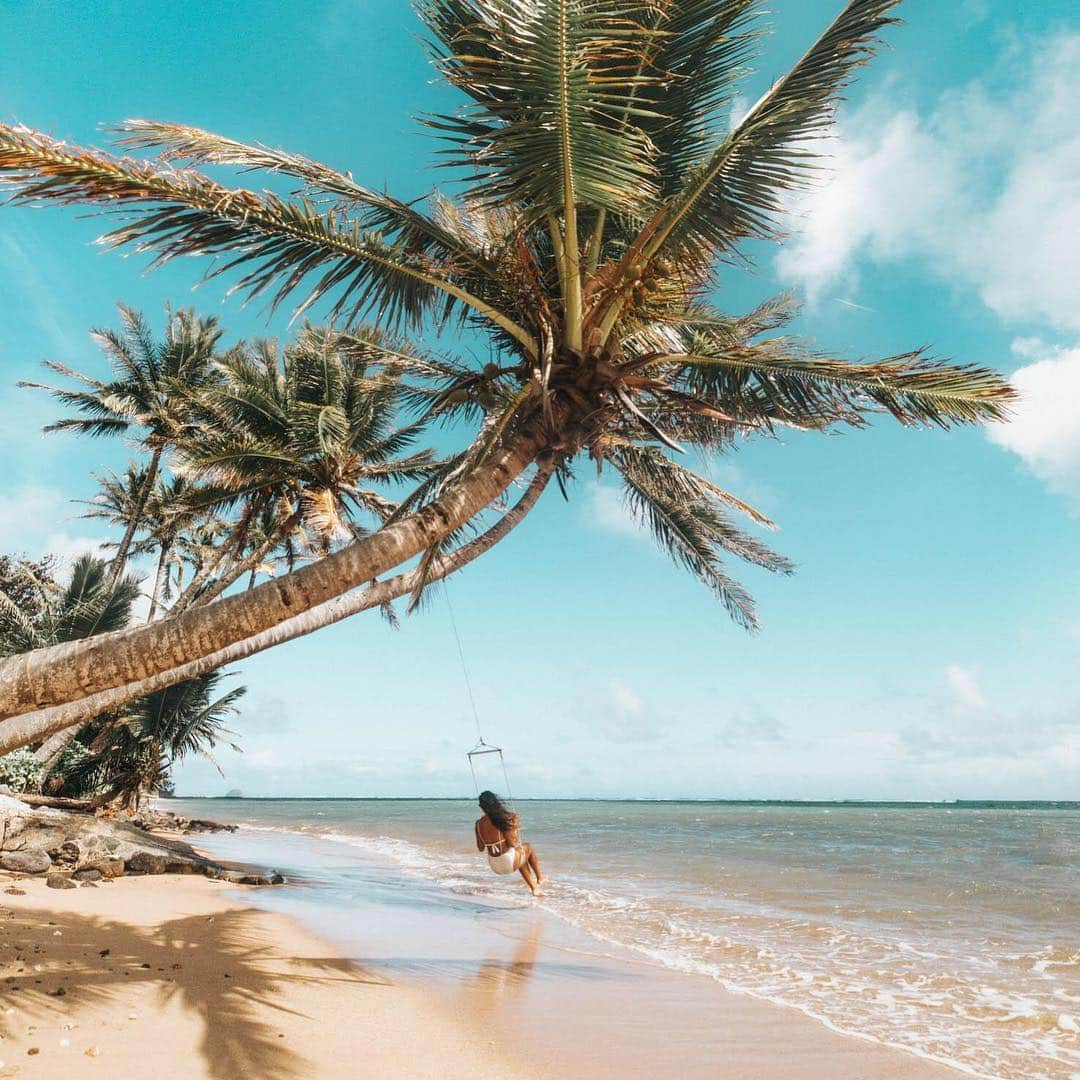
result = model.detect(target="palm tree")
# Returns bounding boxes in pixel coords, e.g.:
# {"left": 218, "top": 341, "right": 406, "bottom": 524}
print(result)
{"left": 84, "top": 468, "right": 207, "bottom": 620}
{"left": 0, "top": 0, "right": 1015, "bottom": 732}
{"left": 58, "top": 671, "right": 243, "bottom": 811}
{"left": 19, "top": 306, "right": 226, "bottom": 582}
{"left": 0, "top": 555, "right": 139, "bottom": 658}
{"left": 168, "top": 324, "right": 439, "bottom": 609}
{"left": 0, "top": 555, "right": 140, "bottom": 769}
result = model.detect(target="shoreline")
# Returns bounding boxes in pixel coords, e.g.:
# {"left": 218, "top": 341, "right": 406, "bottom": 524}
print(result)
{"left": 0, "top": 870, "right": 966, "bottom": 1079}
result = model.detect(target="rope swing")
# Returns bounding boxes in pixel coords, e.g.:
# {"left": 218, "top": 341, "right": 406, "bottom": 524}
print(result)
{"left": 443, "top": 583, "right": 515, "bottom": 809}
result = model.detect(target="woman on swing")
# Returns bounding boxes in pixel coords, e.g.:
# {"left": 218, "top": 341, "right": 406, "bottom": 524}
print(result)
{"left": 475, "top": 790, "right": 545, "bottom": 896}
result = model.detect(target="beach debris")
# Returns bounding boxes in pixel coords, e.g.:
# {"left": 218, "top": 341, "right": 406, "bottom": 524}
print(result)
{"left": 79, "top": 881, "right": 99, "bottom": 888}
{"left": 52, "top": 930, "right": 61, "bottom": 936}
{"left": 59, "top": 1038, "right": 69, "bottom": 1047}
{"left": 48, "top": 988, "right": 65, "bottom": 997}
{"left": 0, "top": 851, "right": 51, "bottom": 874}
{"left": 3, "top": 888, "right": 26, "bottom": 896}
{"left": 27, "top": 1046, "right": 39, "bottom": 1055}
{"left": 84, "top": 1046, "right": 99, "bottom": 1057}
{"left": 45, "top": 874, "right": 76, "bottom": 890}
{"left": 98, "top": 949, "right": 109, "bottom": 958}
{"left": 127, "top": 1012, "right": 137, "bottom": 1020}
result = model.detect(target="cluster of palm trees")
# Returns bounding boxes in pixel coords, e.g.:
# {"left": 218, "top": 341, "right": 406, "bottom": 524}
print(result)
{"left": 0, "top": 554, "right": 241, "bottom": 807}
{"left": 0, "top": 0, "right": 1016, "bottom": 761}
{"left": 32, "top": 306, "right": 440, "bottom": 625}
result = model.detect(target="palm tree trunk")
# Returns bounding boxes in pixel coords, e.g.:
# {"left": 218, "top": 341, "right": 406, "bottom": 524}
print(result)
{"left": 108, "top": 445, "right": 162, "bottom": 584}
{"left": 171, "top": 505, "right": 254, "bottom": 612}
{"left": 147, "top": 542, "right": 171, "bottom": 622}
{"left": 0, "top": 463, "right": 552, "bottom": 753}
{"left": 34, "top": 724, "right": 79, "bottom": 769}
{"left": 0, "top": 427, "right": 546, "bottom": 723}
{"left": 185, "top": 512, "right": 299, "bottom": 611}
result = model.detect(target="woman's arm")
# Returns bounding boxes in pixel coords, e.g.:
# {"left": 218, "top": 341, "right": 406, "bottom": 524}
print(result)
{"left": 475, "top": 818, "right": 485, "bottom": 852}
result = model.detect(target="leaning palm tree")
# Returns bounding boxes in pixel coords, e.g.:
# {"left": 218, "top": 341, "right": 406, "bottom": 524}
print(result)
{"left": 19, "top": 306, "right": 226, "bottom": 581}
{"left": 0, "top": 0, "right": 1015, "bottom": 734}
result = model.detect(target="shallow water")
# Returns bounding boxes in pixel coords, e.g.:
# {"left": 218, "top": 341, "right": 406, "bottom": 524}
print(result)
{"left": 166, "top": 798, "right": 1080, "bottom": 1079}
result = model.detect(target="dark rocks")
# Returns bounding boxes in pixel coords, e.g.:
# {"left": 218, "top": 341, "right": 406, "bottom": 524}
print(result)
{"left": 54, "top": 840, "right": 81, "bottom": 868}
{"left": 0, "top": 850, "right": 51, "bottom": 874}
{"left": 125, "top": 851, "right": 168, "bottom": 875}
{"left": 0, "top": 797, "right": 277, "bottom": 886}
{"left": 130, "top": 809, "right": 238, "bottom": 834}
{"left": 79, "top": 880, "right": 99, "bottom": 889}
{"left": 4, "top": 886, "right": 26, "bottom": 896}
{"left": 82, "top": 856, "right": 124, "bottom": 880}
{"left": 186, "top": 818, "right": 238, "bottom": 834}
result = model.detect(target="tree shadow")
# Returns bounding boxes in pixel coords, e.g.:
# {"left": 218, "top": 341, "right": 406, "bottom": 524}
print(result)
{"left": 0, "top": 901, "right": 387, "bottom": 1079}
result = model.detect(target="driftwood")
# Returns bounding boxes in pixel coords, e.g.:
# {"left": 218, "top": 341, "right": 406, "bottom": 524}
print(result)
{"left": 12, "top": 793, "right": 95, "bottom": 812}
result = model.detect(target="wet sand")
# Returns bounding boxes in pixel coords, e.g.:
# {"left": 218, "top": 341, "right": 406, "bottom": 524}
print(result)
{"left": 0, "top": 871, "right": 967, "bottom": 1078}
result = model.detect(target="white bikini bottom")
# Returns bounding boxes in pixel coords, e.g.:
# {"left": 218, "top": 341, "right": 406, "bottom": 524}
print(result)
{"left": 487, "top": 848, "right": 517, "bottom": 875}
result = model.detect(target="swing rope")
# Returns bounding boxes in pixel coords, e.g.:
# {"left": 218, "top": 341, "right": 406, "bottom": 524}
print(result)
{"left": 443, "top": 583, "right": 482, "bottom": 744}
{"left": 444, "top": 583, "right": 515, "bottom": 809}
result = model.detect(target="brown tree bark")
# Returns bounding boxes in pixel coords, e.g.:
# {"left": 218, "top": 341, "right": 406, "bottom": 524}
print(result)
{"left": 0, "top": 455, "right": 551, "bottom": 751}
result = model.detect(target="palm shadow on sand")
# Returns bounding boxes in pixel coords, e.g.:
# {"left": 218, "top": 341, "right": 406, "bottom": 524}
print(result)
{"left": 0, "top": 900, "right": 388, "bottom": 1080}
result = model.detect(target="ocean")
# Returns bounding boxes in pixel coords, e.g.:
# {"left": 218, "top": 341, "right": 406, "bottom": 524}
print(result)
{"left": 164, "top": 798, "right": 1080, "bottom": 1079}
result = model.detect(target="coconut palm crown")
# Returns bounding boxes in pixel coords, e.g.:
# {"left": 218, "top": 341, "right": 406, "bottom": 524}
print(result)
{"left": 0, "top": 0, "right": 1017, "bottom": 733}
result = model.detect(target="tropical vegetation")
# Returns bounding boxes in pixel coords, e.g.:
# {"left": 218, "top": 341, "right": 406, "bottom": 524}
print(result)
{"left": 0, "top": 0, "right": 1015, "bottom": 753}
{"left": 0, "top": 553, "right": 242, "bottom": 807}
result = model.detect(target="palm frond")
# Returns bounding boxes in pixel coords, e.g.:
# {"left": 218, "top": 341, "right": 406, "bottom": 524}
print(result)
{"left": 0, "top": 124, "right": 537, "bottom": 353}
{"left": 113, "top": 120, "right": 513, "bottom": 279}
{"left": 659, "top": 336, "right": 1017, "bottom": 428}
{"left": 638, "top": 0, "right": 902, "bottom": 259}
{"left": 419, "top": 0, "right": 662, "bottom": 218}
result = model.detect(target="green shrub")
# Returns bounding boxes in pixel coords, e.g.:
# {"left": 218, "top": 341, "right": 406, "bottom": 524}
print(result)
{"left": 0, "top": 748, "right": 44, "bottom": 794}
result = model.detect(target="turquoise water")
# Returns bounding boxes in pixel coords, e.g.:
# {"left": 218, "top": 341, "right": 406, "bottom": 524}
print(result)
{"left": 166, "top": 799, "right": 1080, "bottom": 1079}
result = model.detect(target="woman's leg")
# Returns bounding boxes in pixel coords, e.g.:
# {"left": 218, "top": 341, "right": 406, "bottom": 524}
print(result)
{"left": 527, "top": 846, "right": 544, "bottom": 884}
{"left": 516, "top": 843, "right": 541, "bottom": 895}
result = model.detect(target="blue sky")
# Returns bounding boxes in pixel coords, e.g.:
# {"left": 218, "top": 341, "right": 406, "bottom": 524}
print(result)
{"left": 1, "top": 1, "right": 1077, "bottom": 799}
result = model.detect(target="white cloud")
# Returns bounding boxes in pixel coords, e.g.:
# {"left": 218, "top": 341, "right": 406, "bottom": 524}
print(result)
{"left": 776, "top": 34, "right": 1080, "bottom": 333}
{"left": 945, "top": 664, "right": 986, "bottom": 712}
{"left": 987, "top": 339, "right": 1080, "bottom": 502}
{"left": 600, "top": 679, "right": 663, "bottom": 743}
{"left": 585, "top": 483, "right": 643, "bottom": 538}
{"left": 0, "top": 484, "right": 113, "bottom": 571}
{"left": 610, "top": 679, "right": 643, "bottom": 717}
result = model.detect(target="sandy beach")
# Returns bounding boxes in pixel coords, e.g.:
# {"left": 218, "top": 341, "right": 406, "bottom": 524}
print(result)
{"left": 0, "top": 871, "right": 965, "bottom": 1080}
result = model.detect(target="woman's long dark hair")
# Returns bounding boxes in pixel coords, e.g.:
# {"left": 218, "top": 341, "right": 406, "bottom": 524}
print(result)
{"left": 478, "top": 790, "right": 518, "bottom": 834}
